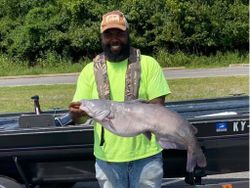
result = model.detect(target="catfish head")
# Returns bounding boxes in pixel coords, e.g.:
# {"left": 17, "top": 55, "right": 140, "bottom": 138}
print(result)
{"left": 80, "top": 99, "right": 113, "bottom": 122}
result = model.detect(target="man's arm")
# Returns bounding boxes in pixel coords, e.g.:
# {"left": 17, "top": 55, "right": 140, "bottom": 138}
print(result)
{"left": 69, "top": 64, "right": 93, "bottom": 124}
{"left": 149, "top": 95, "right": 166, "bottom": 106}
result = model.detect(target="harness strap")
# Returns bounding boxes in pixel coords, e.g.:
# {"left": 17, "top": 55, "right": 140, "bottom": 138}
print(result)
{"left": 93, "top": 47, "right": 141, "bottom": 146}
{"left": 125, "top": 47, "right": 141, "bottom": 101}
{"left": 93, "top": 53, "right": 110, "bottom": 100}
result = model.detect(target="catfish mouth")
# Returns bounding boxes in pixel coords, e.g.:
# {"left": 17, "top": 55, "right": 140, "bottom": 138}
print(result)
{"left": 80, "top": 106, "right": 94, "bottom": 117}
{"left": 80, "top": 105, "right": 111, "bottom": 121}
{"left": 94, "top": 110, "right": 111, "bottom": 122}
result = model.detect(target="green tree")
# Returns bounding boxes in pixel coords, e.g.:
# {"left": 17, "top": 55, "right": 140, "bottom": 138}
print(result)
{"left": 0, "top": 0, "right": 248, "bottom": 64}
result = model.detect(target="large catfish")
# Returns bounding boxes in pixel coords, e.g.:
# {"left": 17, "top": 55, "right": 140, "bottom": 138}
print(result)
{"left": 80, "top": 99, "right": 207, "bottom": 184}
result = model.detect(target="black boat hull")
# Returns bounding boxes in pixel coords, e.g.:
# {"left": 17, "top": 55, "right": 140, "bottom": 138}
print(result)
{"left": 0, "top": 96, "right": 248, "bottom": 185}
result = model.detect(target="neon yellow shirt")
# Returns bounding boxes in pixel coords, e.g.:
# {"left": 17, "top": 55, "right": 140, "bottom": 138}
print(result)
{"left": 73, "top": 55, "right": 171, "bottom": 162}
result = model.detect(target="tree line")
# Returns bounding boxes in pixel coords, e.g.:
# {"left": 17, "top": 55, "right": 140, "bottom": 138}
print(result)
{"left": 0, "top": 0, "right": 248, "bottom": 64}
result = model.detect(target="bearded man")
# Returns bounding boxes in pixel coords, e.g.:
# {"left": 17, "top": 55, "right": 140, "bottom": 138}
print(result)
{"left": 69, "top": 10, "right": 171, "bottom": 188}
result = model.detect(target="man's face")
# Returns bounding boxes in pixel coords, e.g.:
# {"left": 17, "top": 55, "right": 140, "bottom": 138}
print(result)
{"left": 101, "top": 28, "right": 130, "bottom": 62}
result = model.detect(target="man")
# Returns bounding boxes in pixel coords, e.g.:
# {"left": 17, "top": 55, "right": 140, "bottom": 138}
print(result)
{"left": 69, "top": 10, "right": 171, "bottom": 188}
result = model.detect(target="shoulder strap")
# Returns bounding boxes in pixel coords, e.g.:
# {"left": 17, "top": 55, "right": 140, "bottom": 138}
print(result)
{"left": 125, "top": 47, "right": 141, "bottom": 100}
{"left": 93, "top": 53, "right": 110, "bottom": 100}
{"left": 93, "top": 47, "right": 141, "bottom": 101}
{"left": 93, "top": 48, "right": 141, "bottom": 146}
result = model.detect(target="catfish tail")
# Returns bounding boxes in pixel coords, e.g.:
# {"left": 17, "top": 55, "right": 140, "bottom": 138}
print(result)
{"left": 186, "top": 148, "right": 207, "bottom": 173}
{"left": 196, "top": 149, "right": 207, "bottom": 168}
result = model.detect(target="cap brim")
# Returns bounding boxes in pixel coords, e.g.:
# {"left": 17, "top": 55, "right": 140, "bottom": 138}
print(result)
{"left": 101, "top": 24, "right": 127, "bottom": 33}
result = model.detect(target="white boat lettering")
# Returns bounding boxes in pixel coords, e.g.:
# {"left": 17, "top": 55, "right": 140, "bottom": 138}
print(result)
{"left": 241, "top": 121, "right": 246, "bottom": 131}
{"left": 233, "top": 121, "right": 249, "bottom": 132}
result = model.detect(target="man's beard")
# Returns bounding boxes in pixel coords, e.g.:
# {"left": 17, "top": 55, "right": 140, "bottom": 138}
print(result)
{"left": 102, "top": 42, "right": 130, "bottom": 62}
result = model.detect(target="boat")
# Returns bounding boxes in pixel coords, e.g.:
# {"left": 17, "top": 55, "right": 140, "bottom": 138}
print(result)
{"left": 0, "top": 95, "right": 249, "bottom": 187}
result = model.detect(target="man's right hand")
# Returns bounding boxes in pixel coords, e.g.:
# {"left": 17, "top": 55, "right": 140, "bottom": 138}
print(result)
{"left": 69, "top": 101, "right": 87, "bottom": 123}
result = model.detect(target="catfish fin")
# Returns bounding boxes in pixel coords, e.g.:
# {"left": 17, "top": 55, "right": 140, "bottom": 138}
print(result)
{"left": 143, "top": 131, "right": 152, "bottom": 140}
{"left": 107, "top": 111, "right": 114, "bottom": 119}
{"left": 158, "top": 140, "right": 186, "bottom": 150}
{"left": 190, "top": 124, "right": 198, "bottom": 135}
{"left": 101, "top": 119, "right": 115, "bottom": 131}
{"left": 126, "top": 99, "right": 149, "bottom": 104}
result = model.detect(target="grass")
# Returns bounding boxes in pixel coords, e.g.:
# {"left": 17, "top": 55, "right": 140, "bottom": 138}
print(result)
{"left": 0, "top": 76, "right": 248, "bottom": 114}
{"left": 0, "top": 84, "right": 75, "bottom": 113}
{"left": 166, "top": 76, "right": 249, "bottom": 101}
{"left": 0, "top": 54, "right": 88, "bottom": 76}
{"left": 155, "top": 50, "right": 249, "bottom": 68}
